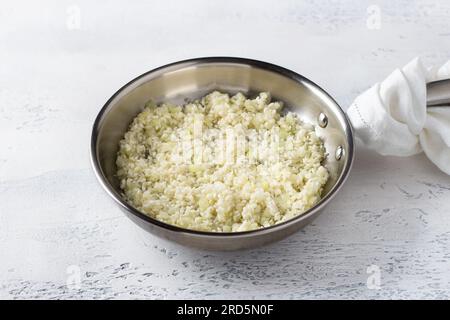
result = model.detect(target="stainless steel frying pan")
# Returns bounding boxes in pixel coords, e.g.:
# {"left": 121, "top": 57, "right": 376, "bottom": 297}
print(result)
{"left": 91, "top": 57, "right": 450, "bottom": 250}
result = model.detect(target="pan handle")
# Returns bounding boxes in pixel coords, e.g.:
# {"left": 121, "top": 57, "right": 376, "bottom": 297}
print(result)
{"left": 427, "top": 79, "right": 450, "bottom": 107}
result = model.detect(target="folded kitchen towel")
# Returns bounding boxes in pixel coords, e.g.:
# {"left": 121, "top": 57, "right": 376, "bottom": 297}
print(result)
{"left": 347, "top": 57, "right": 450, "bottom": 175}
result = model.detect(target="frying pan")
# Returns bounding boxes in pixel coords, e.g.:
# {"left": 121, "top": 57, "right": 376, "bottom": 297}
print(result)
{"left": 91, "top": 57, "right": 450, "bottom": 250}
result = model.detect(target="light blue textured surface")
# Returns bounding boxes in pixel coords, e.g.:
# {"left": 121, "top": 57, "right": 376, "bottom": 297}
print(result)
{"left": 1, "top": 0, "right": 450, "bottom": 299}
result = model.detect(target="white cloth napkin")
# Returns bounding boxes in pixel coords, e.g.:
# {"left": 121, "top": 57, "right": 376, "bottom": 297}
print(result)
{"left": 347, "top": 58, "right": 450, "bottom": 175}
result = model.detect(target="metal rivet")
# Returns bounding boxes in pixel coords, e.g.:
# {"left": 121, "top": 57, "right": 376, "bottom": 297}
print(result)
{"left": 335, "top": 146, "right": 344, "bottom": 160}
{"left": 318, "top": 112, "right": 328, "bottom": 128}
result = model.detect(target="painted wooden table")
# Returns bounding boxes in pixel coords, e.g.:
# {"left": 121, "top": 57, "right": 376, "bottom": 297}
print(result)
{"left": 1, "top": 0, "right": 450, "bottom": 299}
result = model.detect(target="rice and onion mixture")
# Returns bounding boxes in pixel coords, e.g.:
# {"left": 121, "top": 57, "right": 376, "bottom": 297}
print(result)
{"left": 116, "top": 91, "right": 328, "bottom": 232}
